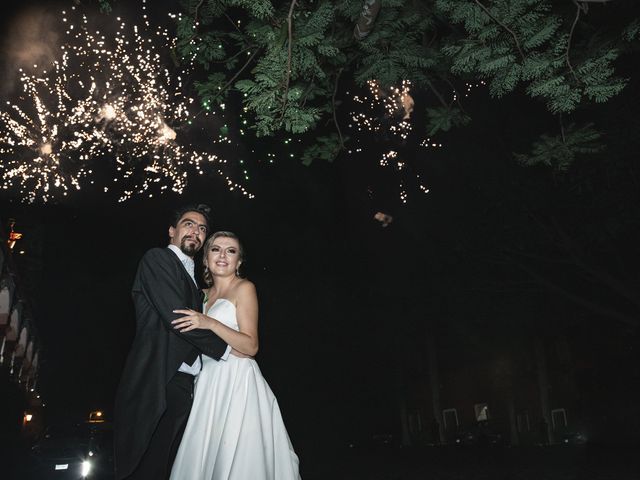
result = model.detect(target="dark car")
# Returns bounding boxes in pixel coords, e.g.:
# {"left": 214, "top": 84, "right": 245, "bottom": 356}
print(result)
{"left": 454, "top": 423, "right": 505, "bottom": 446}
{"left": 561, "top": 431, "right": 588, "bottom": 445}
{"left": 25, "top": 422, "right": 114, "bottom": 479}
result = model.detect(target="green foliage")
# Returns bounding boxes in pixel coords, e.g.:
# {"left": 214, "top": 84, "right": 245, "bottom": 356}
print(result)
{"left": 578, "top": 50, "right": 627, "bottom": 103}
{"left": 97, "top": 0, "right": 112, "bottom": 13}
{"left": 354, "top": 1, "right": 436, "bottom": 88}
{"left": 301, "top": 134, "right": 345, "bottom": 166}
{"left": 96, "top": 0, "right": 636, "bottom": 170}
{"left": 226, "top": 0, "right": 274, "bottom": 20}
{"left": 177, "top": 0, "right": 347, "bottom": 137}
{"left": 194, "top": 72, "right": 228, "bottom": 106}
{"left": 426, "top": 106, "right": 470, "bottom": 136}
{"left": 623, "top": 19, "right": 640, "bottom": 42}
{"left": 439, "top": 0, "right": 626, "bottom": 114}
{"left": 515, "top": 123, "right": 603, "bottom": 171}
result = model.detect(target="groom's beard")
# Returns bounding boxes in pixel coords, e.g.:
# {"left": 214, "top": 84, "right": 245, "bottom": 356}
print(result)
{"left": 180, "top": 235, "right": 201, "bottom": 256}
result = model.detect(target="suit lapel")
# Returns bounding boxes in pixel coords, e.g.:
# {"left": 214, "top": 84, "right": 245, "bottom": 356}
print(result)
{"left": 165, "top": 247, "right": 201, "bottom": 308}
{"left": 196, "top": 288, "right": 205, "bottom": 306}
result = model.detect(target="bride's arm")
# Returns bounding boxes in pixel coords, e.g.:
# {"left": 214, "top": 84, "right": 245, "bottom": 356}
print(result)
{"left": 172, "top": 281, "right": 259, "bottom": 356}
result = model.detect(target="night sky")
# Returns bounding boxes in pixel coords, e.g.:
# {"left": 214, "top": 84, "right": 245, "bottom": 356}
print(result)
{"left": 1, "top": 0, "right": 640, "bottom": 462}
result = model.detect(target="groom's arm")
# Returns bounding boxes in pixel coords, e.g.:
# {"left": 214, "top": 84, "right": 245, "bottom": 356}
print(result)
{"left": 134, "top": 248, "right": 228, "bottom": 359}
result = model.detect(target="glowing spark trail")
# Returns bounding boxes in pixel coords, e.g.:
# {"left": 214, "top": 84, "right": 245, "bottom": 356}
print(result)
{"left": 346, "top": 79, "right": 486, "bottom": 209}
{"left": 348, "top": 79, "right": 429, "bottom": 206}
{"left": 0, "top": 1, "right": 252, "bottom": 203}
{"left": 350, "top": 80, "right": 414, "bottom": 141}
{"left": 0, "top": 65, "right": 97, "bottom": 202}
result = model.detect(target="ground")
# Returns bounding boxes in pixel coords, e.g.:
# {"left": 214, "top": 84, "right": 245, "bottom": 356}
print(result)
{"left": 3, "top": 441, "right": 639, "bottom": 479}
{"left": 301, "top": 444, "right": 639, "bottom": 480}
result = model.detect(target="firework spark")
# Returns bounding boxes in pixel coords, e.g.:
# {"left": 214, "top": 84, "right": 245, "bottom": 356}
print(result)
{"left": 348, "top": 80, "right": 429, "bottom": 206}
{"left": 0, "top": 62, "right": 98, "bottom": 202}
{"left": 0, "top": 1, "right": 253, "bottom": 203}
{"left": 352, "top": 79, "right": 414, "bottom": 141}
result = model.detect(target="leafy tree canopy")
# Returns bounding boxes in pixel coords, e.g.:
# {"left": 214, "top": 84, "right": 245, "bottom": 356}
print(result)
{"left": 98, "top": 0, "right": 639, "bottom": 171}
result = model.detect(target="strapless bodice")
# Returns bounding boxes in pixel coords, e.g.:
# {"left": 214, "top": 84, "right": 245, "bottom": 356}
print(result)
{"left": 204, "top": 298, "right": 238, "bottom": 332}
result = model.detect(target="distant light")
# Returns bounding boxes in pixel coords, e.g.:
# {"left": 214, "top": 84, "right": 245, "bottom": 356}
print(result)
{"left": 25, "top": 413, "right": 33, "bottom": 422}
{"left": 89, "top": 410, "right": 105, "bottom": 422}
{"left": 81, "top": 460, "right": 92, "bottom": 477}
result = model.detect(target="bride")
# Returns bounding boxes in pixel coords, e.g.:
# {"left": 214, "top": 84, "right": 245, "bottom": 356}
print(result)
{"left": 169, "top": 231, "right": 301, "bottom": 480}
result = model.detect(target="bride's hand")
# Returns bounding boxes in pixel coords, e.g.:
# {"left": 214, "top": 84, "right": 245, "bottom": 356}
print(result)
{"left": 172, "top": 309, "right": 215, "bottom": 332}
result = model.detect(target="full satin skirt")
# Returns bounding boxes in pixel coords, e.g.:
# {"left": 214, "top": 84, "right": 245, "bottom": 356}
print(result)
{"left": 170, "top": 355, "right": 301, "bottom": 480}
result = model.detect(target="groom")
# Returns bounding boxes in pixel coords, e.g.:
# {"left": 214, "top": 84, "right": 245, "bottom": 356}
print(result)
{"left": 114, "top": 204, "right": 229, "bottom": 480}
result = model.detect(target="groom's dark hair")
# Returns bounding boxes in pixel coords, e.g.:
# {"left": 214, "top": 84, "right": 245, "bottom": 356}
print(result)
{"left": 171, "top": 203, "right": 212, "bottom": 229}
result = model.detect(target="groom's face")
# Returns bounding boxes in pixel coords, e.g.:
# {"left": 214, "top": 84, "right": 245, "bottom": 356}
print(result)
{"left": 169, "top": 211, "right": 208, "bottom": 257}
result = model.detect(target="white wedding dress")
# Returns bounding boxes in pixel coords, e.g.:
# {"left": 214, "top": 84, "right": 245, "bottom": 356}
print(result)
{"left": 170, "top": 298, "right": 301, "bottom": 480}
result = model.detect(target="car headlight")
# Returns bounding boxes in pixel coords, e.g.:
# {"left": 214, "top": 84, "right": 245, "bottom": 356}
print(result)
{"left": 81, "top": 460, "right": 92, "bottom": 477}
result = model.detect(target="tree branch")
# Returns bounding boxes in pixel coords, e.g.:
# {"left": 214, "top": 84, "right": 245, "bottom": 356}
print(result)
{"left": 425, "top": 77, "right": 449, "bottom": 109}
{"left": 443, "top": 77, "right": 469, "bottom": 115}
{"left": 332, "top": 68, "right": 345, "bottom": 149}
{"left": 193, "top": 0, "right": 205, "bottom": 23}
{"left": 475, "top": 0, "right": 525, "bottom": 61}
{"left": 504, "top": 248, "right": 575, "bottom": 266}
{"left": 566, "top": 1, "right": 585, "bottom": 83}
{"left": 207, "top": 47, "right": 263, "bottom": 105}
{"left": 527, "top": 213, "right": 640, "bottom": 311}
{"left": 511, "top": 257, "right": 638, "bottom": 328}
{"left": 211, "top": 44, "right": 256, "bottom": 64}
{"left": 300, "top": 74, "right": 316, "bottom": 108}
{"left": 224, "top": 12, "right": 243, "bottom": 35}
{"left": 280, "top": 0, "right": 297, "bottom": 123}
{"left": 184, "top": 0, "right": 206, "bottom": 46}
{"left": 550, "top": 218, "right": 640, "bottom": 310}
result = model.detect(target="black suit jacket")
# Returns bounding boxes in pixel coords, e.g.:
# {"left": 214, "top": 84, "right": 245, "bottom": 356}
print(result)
{"left": 114, "top": 247, "right": 227, "bottom": 479}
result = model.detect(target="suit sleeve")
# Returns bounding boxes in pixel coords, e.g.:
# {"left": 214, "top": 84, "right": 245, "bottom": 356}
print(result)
{"left": 135, "top": 248, "right": 228, "bottom": 359}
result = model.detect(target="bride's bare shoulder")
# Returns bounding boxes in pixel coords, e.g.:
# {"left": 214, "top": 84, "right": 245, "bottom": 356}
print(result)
{"left": 234, "top": 279, "right": 256, "bottom": 298}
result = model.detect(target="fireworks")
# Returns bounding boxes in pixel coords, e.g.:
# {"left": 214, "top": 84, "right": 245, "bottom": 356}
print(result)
{"left": 348, "top": 79, "right": 430, "bottom": 206}
{"left": 0, "top": 1, "right": 253, "bottom": 203}
{"left": 346, "top": 78, "right": 489, "bottom": 209}
{"left": 0, "top": 62, "right": 98, "bottom": 202}
{"left": 380, "top": 150, "right": 396, "bottom": 167}
{"left": 351, "top": 80, "right": 414, "bottom": 141}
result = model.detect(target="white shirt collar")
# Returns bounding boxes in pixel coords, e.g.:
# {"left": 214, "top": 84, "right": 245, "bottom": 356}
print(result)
{"left": 167, "top": 244, "right": 196, "bottom": 285}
